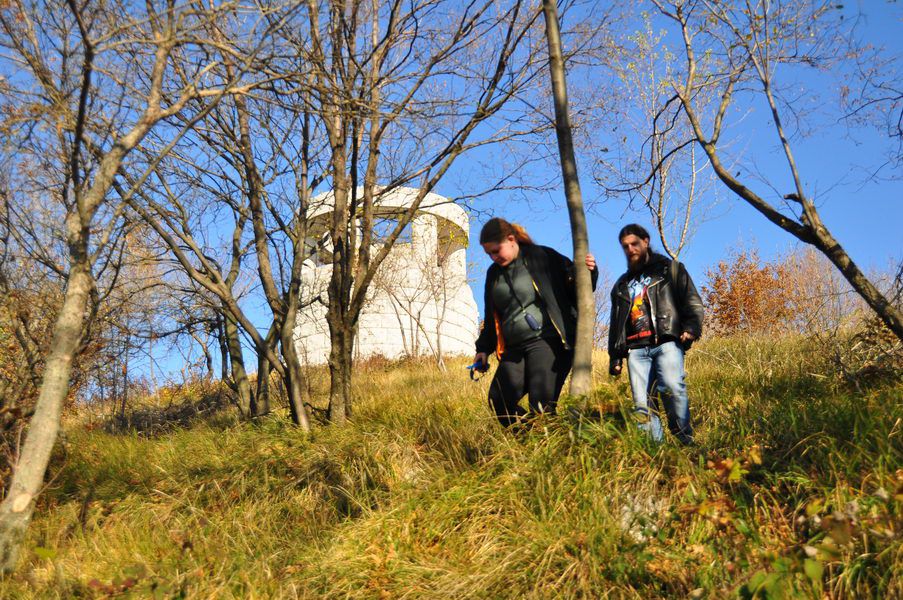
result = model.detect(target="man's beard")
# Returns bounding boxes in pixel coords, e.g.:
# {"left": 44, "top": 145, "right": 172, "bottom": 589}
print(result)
{"left": 627, "top": 251, "right": 649, "bottom": 271}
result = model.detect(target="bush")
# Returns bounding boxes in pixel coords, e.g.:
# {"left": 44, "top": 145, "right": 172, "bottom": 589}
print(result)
{"left": 702, "top": 246, "right": 865, "bottom": 336}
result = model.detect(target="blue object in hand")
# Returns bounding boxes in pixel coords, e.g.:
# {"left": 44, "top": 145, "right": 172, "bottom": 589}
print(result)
{"left": 466, "top": 360, "right": 489, "bottom": 373}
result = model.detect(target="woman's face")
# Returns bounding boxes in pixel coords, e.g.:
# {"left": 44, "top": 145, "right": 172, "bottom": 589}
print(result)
{"left": 482, "top": 235, "right": 519, "bottom": 267}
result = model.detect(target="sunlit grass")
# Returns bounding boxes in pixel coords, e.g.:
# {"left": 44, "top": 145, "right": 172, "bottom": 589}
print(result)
{"left": 1, "top": 338, "right": 900, "bottom": 598}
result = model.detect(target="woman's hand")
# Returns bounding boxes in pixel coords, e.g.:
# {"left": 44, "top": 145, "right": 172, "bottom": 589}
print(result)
{"left": 473, "top": 352, "right": 488, "bottom": 369}
{"left": 585, "top": 254, "right": 596, "bottom": 271}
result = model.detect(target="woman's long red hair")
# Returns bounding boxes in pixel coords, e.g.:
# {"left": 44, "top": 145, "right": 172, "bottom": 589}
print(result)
{"left": 479, "top": 217, "right": 533, "bottom": 245}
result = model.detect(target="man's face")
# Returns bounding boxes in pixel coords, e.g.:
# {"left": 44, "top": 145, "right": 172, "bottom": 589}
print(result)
{"left": 482, "top": 235, "right": 519, "bottom": 267}
{"left": 620, "top": 234, "right": 650, "bottom": 269}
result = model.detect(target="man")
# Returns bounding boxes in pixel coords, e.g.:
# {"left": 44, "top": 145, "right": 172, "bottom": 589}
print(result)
{"left": 608, "top": 224, "right": 704, "bottom": 444}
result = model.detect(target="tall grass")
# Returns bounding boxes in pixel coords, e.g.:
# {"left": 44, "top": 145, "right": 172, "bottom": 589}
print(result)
{"left": 1, "top": 338, "right": 900, "bottom": 598}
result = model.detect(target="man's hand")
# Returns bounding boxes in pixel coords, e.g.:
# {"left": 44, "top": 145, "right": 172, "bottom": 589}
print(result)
{"left": 609, "top": 359, "right": 622, "bottom": 377}
{"left": 473, "top": 352, "right": 488, "bottom": 369}
{"left": 585, "top": 253, "right": 596, "bottom": 271}
{"left": 679, "top": 332, "right": 696, "bottom": 344}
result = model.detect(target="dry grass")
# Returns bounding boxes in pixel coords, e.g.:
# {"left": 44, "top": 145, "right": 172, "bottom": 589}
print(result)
{"left": 0, "top": 337, "right": 900, "bottom": 598}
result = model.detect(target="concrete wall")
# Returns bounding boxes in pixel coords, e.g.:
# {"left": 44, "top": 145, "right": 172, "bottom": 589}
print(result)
{"left": 294, "top": 190, "right": 479, "bottom": 364}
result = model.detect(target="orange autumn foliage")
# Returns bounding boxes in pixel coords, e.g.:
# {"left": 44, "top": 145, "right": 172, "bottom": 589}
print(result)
{"left": 703, "top": 249, "right": 792, "bottom": 334}
{"left": 702, "top": 247, "right": 862, "bottom": 335}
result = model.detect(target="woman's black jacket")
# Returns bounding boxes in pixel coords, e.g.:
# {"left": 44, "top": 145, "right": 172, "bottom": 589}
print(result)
{"left": 475, "top": 244, "right": 599, "bottom": 357}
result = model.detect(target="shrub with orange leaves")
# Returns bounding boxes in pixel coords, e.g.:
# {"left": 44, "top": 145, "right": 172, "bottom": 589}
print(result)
{"left": 702, "top": 246, "right": 865, "bottom": 336}
{"left": 702, "top": 249, "right": 792, "bottom": 334}
{"left": 0, "top": 276, "right": 107, "bottom": 494}
{"left": 0, "top": 283, "right": 62, "bottom": 416}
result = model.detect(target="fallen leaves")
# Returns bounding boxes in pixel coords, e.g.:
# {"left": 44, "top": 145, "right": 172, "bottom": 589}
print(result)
{"left": 87, "top": 575, "right": 138, "bottom": 597}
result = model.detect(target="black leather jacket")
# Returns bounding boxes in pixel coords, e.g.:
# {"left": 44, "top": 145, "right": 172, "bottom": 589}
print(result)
{"left": 476, "top": 243, "right": 598, "bottom": 357}
{"left": 608, "top": 253, "right": 704, "bottom": 367}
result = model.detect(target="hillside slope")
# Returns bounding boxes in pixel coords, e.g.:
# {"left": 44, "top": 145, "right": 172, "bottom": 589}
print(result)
{"left": 1, "top": 338, "right": 900, "bottom": 598}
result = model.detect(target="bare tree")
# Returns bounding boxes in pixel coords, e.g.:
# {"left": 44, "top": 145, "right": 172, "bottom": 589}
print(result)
{"left": 79, "top": 224, "right": 182, "bottom": 415}
{"left": 0, "top": 0, "right": 284, "bottom": 572}
{"left": 290, "top": 0, "right": 546, "bottom": 422}
{"left": 593, "top": 14, "right": 721, "bottom": 259}
{"left": 541, "top": 0, "right": 595, "bottom": 396}
{"left": 0, "top": 184, "right": 198, "bottom": 431}
{"left": 593, "top": 266, "right": 613, "bottom": 349}
{"left": 372, "top": 238, "right": 432, "bottom": 360}
{"left": 840, "top": 17, "right": 902, "bottom": 176}
{"left": 120, "top": 163, "right": 313, "bottom": 426}
{"left": 126, "top": 29, "right": 333, "bottom": 427}
{"left": 370, "top": 213, "right": 470, "bottom": 369}
{"left": 644, "top": 0, "right": 903, "bottom": 341}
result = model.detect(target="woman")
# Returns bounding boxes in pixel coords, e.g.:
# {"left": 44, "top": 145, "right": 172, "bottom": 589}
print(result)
{"left": 474, "top": 218, "right": 598, "bottom": 426}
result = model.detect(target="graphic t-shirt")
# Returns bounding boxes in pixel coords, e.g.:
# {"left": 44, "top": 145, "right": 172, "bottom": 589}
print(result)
{"left": 626, "top": 274, "right": 654, "bottom": 347}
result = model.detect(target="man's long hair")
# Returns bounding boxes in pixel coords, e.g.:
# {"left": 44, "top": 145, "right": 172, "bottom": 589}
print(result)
{"left": 618, "top": 223, "right": 651, "bottom": 242}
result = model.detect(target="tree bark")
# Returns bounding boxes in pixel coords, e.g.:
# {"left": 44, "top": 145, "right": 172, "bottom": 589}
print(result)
{"left": 541, "top": 0, "right": 595, "bottom": 397}
{"left": 0, "top": 246, "right": 91, "bottom": 572}
{"left": 810, "top": 223, "right": 903, "bottom": 340}
{"left": 252, "top": 324, "right": 278, "bottom": 417}
{"left": 342, "top": 329, "right": 353, "bottom": 419}
{"left": 280, "top": 305, "right": 310, "bottom": 428}
{"left": 223, "top": 308, "right": 252, "bottom": 417}
{"left": 254, "top": 351, "right": 272, "bottom": 417}
{"left": 326, "top": 319, "right": 352, "bottom": 424}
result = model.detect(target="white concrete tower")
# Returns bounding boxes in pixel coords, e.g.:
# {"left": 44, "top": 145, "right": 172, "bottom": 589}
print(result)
{"left": 294, "top": 187, "right": 479, "bottom": 364}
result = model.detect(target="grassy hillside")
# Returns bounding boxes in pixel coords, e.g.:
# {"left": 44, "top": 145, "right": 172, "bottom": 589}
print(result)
{"left": 1, "top": 337, "right": 900, "bottom": 598}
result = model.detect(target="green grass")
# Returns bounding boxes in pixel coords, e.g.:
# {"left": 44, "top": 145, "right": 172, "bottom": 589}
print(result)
{"left": 1, "top": 338, "right": 900, "bottom": 598}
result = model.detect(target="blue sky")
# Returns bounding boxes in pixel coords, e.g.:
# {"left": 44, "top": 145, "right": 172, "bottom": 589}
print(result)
{"left": 459, "top": 0, "right": 902, "bottom": 305}
{"left": 107, "top": 0, "right": 901, "bottom": 381}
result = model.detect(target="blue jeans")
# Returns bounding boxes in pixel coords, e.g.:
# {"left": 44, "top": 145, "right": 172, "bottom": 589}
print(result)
{"left": 626, "top": 341, "right": 693, "bottom": 444}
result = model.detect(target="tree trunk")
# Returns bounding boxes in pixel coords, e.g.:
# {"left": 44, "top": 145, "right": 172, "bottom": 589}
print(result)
{"left": 342, "top": 332, "right": 353, "bottom": 419}
{"left": 808, "top": 216, "right": 903, "bottom": 340}
{"left": 254, "top": 351, "right": 272, "bottom": 417}
{"left": 280, "top": 353, "right": 309, "bottom": 429}
{"left": 216, "top": 314, "right": 230, "bottom": 384}
{"left": 327, "top": 319, "right": 354, "bottom": 424}
{"left": 541, "top": 0, "right": 595, "bottom": 397}
{"left": 0, "top": 259, "right": 92, "bottom": 573}
{"left": 280, "top": 309, "right": 310, "bottom": 428}
{"left": 224, "top": 308, "right": 252, "bottom": 417}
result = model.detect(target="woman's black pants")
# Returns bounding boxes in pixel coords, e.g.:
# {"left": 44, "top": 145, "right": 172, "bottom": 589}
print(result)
{"left": 488, "top": 337, "right": 573, "bottom": 427}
